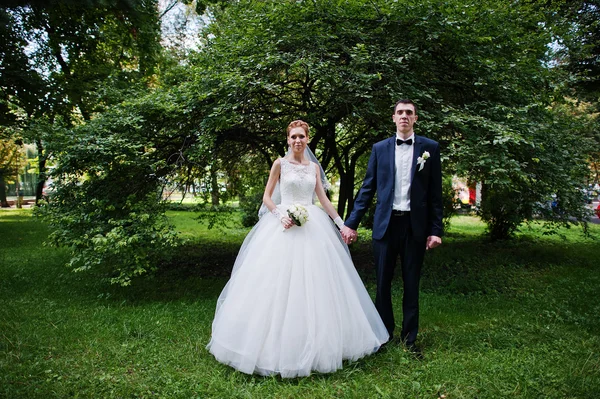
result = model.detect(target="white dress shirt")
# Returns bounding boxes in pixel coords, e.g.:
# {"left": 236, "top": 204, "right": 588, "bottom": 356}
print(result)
{"left": 392, "top": 134, "right": 414, "bottom": 211}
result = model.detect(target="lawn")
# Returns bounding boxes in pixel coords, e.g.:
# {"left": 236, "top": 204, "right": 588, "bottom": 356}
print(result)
{"left": 1, "top": 209, "right": 599, "bottom": 398}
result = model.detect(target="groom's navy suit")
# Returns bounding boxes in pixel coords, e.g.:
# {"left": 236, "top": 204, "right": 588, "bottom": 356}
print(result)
{"left": 345, "top": 134, "right": 443, "bottom": 344}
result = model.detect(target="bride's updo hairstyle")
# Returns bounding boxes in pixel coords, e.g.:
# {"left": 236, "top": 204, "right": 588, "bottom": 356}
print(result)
{"left": 287, "top": 120, "right": 310, "bottom": 137}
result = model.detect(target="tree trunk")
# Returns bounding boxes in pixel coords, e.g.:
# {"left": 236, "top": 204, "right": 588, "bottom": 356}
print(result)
{"left": 0, "top": 176, "right": 10, "bottom": 207}
{"left": 333, "top": 147, "right": 357, "bottom": 220}
{"left": 35, "top": 139, "right": 47, "bottom": 204}
{"left": 337, "top": 170, "right": 350, "bottom": 219}
{"left": 341, "top": 162, "right": 356, "bottom": 219}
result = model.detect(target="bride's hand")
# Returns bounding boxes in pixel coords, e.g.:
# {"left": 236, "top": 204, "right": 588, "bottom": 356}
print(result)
{"left": 281, "top": 216, "right": 294, "bottom": 229}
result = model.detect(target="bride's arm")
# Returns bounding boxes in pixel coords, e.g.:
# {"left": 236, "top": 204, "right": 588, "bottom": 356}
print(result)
{"left": 263, "top": 159, "right": 293, "bottom": 229}
{"left": 262, "top": 159, "right": 281, "bottom": 212}
{"left": 314, "top": 164, "right": 345, "bottom": 229}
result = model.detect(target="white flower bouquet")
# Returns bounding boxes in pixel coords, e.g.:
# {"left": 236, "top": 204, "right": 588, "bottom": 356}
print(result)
{"left": 287, "top": 204, "right": 309, "bottom": 226}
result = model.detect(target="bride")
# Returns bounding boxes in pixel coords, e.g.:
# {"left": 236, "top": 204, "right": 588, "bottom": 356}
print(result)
{"left": 206, "top": 120, "right": 389, "bottom": 378}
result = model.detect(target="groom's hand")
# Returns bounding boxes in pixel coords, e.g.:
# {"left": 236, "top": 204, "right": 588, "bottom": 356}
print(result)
{"left": 340, "top": 226, "right": 358, "bottom": 244}
{"left": 426, "top": 235, "right": 442, "bottom": 250}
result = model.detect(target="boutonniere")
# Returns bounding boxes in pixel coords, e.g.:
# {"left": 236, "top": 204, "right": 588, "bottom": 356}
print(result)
{"left": 417, "top": 151, "right": 430, "bottom": 171}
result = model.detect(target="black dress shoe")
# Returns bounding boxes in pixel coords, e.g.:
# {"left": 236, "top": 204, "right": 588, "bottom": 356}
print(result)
{"left": 405, "top": 343, "right": 424, "bottom": 359}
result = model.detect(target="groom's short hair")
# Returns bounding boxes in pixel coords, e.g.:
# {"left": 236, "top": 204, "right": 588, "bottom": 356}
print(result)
{"left": 393, "top": 99, "right": 418, "bottom": 115}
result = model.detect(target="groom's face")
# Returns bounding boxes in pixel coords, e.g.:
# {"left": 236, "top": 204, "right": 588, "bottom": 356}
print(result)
{"left": 393, "top": 103, "right": 418, "bottom": 136}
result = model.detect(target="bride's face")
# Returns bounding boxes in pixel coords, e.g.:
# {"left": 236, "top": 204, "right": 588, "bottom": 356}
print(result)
{"left": 287, "top": 127, "right": 308, "bottom": 154}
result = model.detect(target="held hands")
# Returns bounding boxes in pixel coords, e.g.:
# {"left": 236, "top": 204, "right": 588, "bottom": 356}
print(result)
{"left": 426, "top": 235, "right": 442, "bottom": 250}
{"left": 340, "top": 226, "right": 358, "bottom": 245}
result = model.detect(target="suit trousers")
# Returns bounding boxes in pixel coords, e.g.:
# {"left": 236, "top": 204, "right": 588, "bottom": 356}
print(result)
{"left": 372, "top": 212, "right": 426, "bottom": 344}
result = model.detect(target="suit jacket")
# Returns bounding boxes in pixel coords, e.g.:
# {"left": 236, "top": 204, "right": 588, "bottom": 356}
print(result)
{"left": 345, "top": 135, "right": 443, "bottom": 241}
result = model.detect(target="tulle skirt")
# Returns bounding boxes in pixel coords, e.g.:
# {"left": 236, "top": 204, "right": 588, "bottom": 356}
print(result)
{"left": 206, "top": 204, "right": 389, "bottom": 378}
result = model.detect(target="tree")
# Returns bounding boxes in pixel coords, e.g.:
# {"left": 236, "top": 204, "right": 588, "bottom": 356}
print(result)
{"left": 0, "top": 0, "right": 162, "bottom": 202}
{"left": 558, "top": 0, "right": 600, "bottom": 185}
{"left": 446, "top": 102, "right": 592, "bottom": 239}
{"left": 36, "top": 88, "right": 191, "bottom": 286}
{"left": 186, "top": 0, "right": 590, "bottom": 238}
{"left": 19, "top": 0, "right": 598, "bottom": 286}
{"left": 0, "top": 138, "right": 25, "bottom": 207}
{"left": 184, "top": 0, "right": 435, "bottom": 217}
{"left": 558, "top": 0, "right": 600, "bottom": 101}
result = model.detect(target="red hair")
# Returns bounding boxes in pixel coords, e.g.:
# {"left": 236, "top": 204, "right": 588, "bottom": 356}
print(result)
{"left": 286, "top": 120, "right": 310, "bottom": 136}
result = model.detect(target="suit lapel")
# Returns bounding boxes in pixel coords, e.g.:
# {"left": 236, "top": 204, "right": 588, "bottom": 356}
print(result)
{"left": 387, "top": 136, "right": 396, "bottom": 178}
{"left": 411, "top": 135, "right": 422, "bottom": 183}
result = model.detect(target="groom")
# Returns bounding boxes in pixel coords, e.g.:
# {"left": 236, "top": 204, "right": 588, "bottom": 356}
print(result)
{"left": 341, "top": 99, "right": 443, "bottom": 353}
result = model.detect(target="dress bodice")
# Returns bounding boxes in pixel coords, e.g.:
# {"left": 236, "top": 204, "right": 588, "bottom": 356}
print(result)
{"left": 279, "top": 158, "right": 316, "bottom": 206}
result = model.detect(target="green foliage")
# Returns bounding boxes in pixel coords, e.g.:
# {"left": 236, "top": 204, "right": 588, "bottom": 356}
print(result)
{"left": 1, "top": 0, "right": 161, "bottom": 120}
{"left": 233, "top": 151, "right": 269, "bottom": 227}
{"left": 1, "top": 0, "right": 163, "bottom": 208}
{"left": 38, "top": 192, "right": 178, "bottom": 286}
{"left": 360, "top": 198, "right": 377, "bottom": 231}
{"left": 556, "top": 0, "right": 600, "bottom": 103}
{"left": 194, "top": 203, "right": 236, "bottom": 230}
{"left": 0, "top": 138, "right": 26, "bottom": 206}
{"left": 188, "top": 0, "right": 429, "bottom": 215}
{"left": 35, "top": 93, "right": 188, "bottom": 285}
{"left": 445, "top": 102, "right": 592, "bottom": 239}
{"left": 4, "top": 0, "right": 600, "bottom": 289}
{"left": 0, "top": 138, "right": 25, "bottom": 177}
{"left": 184, "top": 0, "right": 592, "bottom": 231}
{"left": 238, "top": 187, "right": 262, "bottom": 228}
{"left": 478, "top": 184, "right": 528, "bottom": 240}
{"left": 441, "top": 175, "right": 459, "bottom": 233}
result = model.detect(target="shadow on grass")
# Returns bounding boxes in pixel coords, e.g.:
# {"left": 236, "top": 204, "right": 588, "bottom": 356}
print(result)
{"left": 105, "top": 226, "right": 599, "bottom": 305}
{"left": 97, "top": 240, "right": 242, "bottom": 305}
{"left": 3, "top": 211, "right": 597, "bottom": 308}
{"left": 422, "top": 230, "right": 598, "bottom": 296}
{"left": 0, "top": 219, "right": 51, "bottom": 249}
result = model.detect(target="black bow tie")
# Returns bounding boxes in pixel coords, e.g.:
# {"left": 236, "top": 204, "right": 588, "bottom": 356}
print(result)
{"left": 396, "top": 138, "right": 413, "bottom": 146}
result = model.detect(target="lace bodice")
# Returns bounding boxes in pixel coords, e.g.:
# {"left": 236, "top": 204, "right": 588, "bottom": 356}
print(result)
{"left": 279, "top": 158, "right": 316, "bottom": 206}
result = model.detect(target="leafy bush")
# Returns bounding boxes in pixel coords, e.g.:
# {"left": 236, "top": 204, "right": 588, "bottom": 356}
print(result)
{"left": 478, "top": 184, "right": 529, "bottom": 240}
{"left": 239, "top": 188, "right": 263, "bottom": 227}
{"left": 36, "top": 99, "right": 184, "bottom": 286}
{"left": 38, "top": 185, "right": 179, "bottom": 286}
{"left": 446, "top": 103, "right": 592, "bottom": 240}
{"left": 441, "top": 175, "right": 459, "bottom": 233}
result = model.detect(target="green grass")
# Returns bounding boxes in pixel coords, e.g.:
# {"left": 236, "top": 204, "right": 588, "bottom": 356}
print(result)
{"left": 1, "top": 210, "right": 599, "bottom": 398}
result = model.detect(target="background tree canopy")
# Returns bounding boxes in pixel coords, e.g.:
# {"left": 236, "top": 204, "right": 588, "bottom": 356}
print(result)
{"left": 1, "top": 0, "right": 597, "bottom": 284}
{"left": 1, "top": 0, "right": 162, "bottom": 202}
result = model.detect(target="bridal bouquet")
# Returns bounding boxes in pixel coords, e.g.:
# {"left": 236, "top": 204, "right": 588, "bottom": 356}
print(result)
{"left": 287, "top": 204, "right": 309, "bottom": 226}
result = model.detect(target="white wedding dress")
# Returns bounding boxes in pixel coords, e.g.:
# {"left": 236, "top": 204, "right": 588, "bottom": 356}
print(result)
{"left": 207, "top": 158, "right": 389, "bottom": 378}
